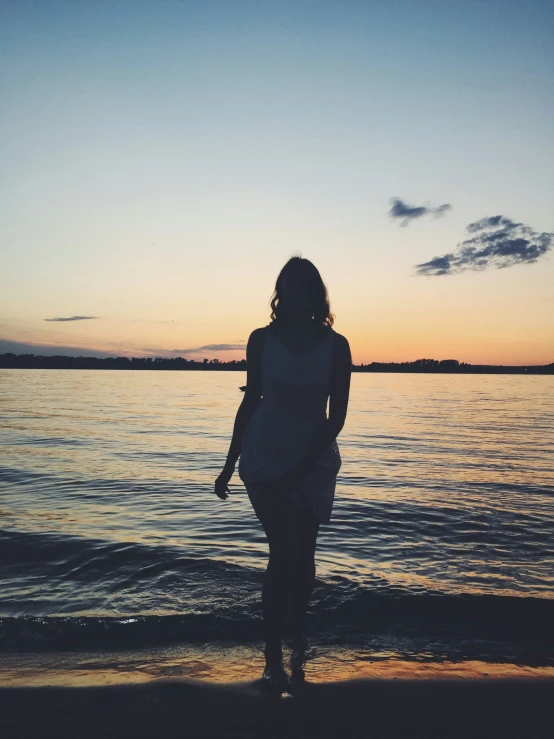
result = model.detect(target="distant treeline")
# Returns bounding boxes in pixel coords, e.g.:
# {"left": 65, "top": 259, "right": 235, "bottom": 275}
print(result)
{"left": 1, "top": 353, "right": 553, "bottom": 374}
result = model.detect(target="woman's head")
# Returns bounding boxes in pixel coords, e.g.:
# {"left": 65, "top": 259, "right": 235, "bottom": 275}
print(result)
{"left": 269, "top": 255, "right": 334, "bottom": 330}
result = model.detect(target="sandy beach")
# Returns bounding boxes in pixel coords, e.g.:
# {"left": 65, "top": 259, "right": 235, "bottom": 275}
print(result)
{"left": 2, "top": 642, "right": 554, "bottom": 737}
{"left": 0, "top": 674, "right": 553, "bottom": 739}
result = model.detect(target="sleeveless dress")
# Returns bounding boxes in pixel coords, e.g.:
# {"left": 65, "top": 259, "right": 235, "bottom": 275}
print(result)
{"left": 238, "top": 325, "right": 342, "bottom": 525}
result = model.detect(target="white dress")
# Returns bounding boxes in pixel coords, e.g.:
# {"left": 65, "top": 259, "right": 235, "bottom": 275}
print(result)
{"left": 238, "top": 325, "right": 342, "bottom": 525}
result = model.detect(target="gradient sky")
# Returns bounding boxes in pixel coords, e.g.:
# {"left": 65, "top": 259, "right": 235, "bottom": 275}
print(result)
{"left": 1, "top": 0, "right": 553, "bottom": 365}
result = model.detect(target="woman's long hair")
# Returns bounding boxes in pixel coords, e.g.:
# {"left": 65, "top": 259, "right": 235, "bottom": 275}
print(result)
{"left": 268, "top": 255, "right": 335, "bottom": 335}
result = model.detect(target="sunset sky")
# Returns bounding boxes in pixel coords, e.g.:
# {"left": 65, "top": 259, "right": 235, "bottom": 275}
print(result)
{"left": 2, "top": 0, "right": 553, "bottom": 365}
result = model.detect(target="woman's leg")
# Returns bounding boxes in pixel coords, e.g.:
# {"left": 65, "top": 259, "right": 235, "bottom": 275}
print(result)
{"left": 253, "top": 485, "right": 321, "bottom": 658}
{"left": 253, "top": 485, "right": 292, "bottom": 661}
{"left": 286, "top": 501, "right": 320, "bottom": 645}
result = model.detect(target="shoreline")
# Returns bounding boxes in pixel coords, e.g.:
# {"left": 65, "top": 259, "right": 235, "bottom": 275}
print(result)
{"left": 2, "top": 642, "right": 554, "bottom": 687}
{"left": 2, "top": 646, "right": 554, "bottom": 737}
{"left": 1, "top": 359, "right": 553, "bottom": 374}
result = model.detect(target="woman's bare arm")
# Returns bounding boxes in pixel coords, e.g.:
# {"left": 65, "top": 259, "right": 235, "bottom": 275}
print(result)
{"left": 222, "top": 328, "right": 264, "bottom": 474}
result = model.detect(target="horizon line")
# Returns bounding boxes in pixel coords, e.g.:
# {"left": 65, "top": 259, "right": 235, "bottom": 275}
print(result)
{"left": 1, "top": 351, "right": 553, "bottom": 369}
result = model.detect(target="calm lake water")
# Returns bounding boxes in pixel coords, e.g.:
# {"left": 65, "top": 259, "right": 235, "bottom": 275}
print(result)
{"left": 1, "top": 369, "right": 553, "bottom": 670}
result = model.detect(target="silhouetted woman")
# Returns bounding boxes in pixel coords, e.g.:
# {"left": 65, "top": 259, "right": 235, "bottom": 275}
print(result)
{"left": 214, "top": 256, "right": 352, "bottom": 691}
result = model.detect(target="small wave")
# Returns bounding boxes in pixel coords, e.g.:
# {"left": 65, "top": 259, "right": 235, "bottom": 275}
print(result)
{"left": 0, "top": 529, "right": 219, "bottom": 578}
{"left": 5, "top": 436, "right": 88, "bottom": 448}
{"left": 1, "top": 591, "right": 552, "bottom": 655}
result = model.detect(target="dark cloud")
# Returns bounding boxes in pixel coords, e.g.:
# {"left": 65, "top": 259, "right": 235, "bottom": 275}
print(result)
{"left": 145, "top": 343, "right": 247, "bottom": 357}
{"left": 389, "top": 197, "right": 452, "bottom": 226}
{"left": 415, "top": 215, "right": 554, "bottom": 276}
{"left": 44, "top": 315, "right": 99, "bottom": 322}
{"left": 0, "top": 338, "right": 117, "bottom": 357}
{"left": 0, "top": 338, "right": 248, "bottom": 359}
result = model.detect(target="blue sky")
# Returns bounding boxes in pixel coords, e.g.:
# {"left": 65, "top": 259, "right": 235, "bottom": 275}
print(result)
{"left": 1, "top": 0, "right": 553, "bottom": 363}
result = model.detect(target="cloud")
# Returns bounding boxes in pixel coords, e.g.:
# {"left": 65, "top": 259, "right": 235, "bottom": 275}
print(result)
{"left": 0, "top": 337, "right": 248, "bottom": 360}
{"left": 143, "top": 342, "right": 247, "bottom": 357}
{"left": 44, "top": 315, "right": 100, "bottom": 322}
{"left": 0, "top": 338, "right": 117, "bottom": 357}
{"left": 415, "top": 215, "right": 554, "bottom": 276}
{"left": 389, "top": 197, "right": 452, "bottom": 226}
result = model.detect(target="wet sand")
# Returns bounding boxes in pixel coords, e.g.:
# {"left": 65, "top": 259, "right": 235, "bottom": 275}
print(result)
{"left": 2, "top": 645, "right": 553, "bottom": 738}
{"left": 1, "top": 675, "right": 553, "bottom": 738}
{"left": 3, "top": 641, "right": 554, "bottom": 687}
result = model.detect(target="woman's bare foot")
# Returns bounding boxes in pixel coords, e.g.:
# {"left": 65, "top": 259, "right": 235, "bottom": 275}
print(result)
{"left": 290, "top": 634, "right": 311, "bottom": 676}
{"left": 261, "top": 642, "right": 291, "bottom": 691}
{"left": 262, "top": 657, "right": 291, "bottom": 691}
